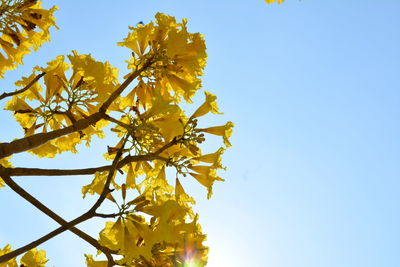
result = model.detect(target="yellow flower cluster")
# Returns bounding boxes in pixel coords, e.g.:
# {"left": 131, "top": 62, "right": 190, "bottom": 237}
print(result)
{"left": 0, "top": 0, "right": 57, "bottom": 77}
{"left": 89, "top": 199, "right": 207, "bottom": 266}
{"left": 0, "top": 245, "right": 48, "bottom": 267}
{"left": 4, "top": 51, "right": 118, "bottom": 157}
{"left": 119, "top": 13, "right": 207, "bottom": 105}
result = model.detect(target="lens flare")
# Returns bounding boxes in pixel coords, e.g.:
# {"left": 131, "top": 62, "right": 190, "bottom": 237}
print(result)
{"left": 185, "top": 258, "right": 201, "bottom": 267}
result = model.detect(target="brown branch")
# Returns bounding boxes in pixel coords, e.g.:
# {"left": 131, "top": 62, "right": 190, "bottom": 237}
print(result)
{"left": 103, "top": 114, "right": 131, "bottom": 129}
{"left": 8, "top": 154, "right": 168, "bottom": 176}
{"left": 6, "top": 136, "right": 180, "bottom": 177}
{"left": 94, "top": 211, "right": 125, "bottom": 218}
{"left": 90, "top": 136, "right": 127, "bottom": 213}
{"left": 99, "top": 57, "right": 154, "bottom": 113}
{"left": 0, "top": 58, "right": 155, "bottom": 160}
{"left": 154, "top": 136, "right": 181, "bottom": 155}
{"left": 0, "top": 112, "right": 105, "bottom": 159}
{"left": 92, "top": 141, "right": 128, "bottom": 267}
{"left": 0, "top": 166, "right": 116, "bottom": 264}
{"left": 0, "top": 72, "right": 46, "bottom": 101}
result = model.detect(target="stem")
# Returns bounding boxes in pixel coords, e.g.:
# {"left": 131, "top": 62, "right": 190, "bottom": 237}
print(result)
{"left": 0, "top": 72, "right": 46, "bottom": 101}
{"left": 90, "top": 136, "right": 127, "bottom": 213}
{"left": 94, "top": 212, "right": 125, "bottom": 218}
{"left": 103, "top": 114, "right": 131, "bottom": 129}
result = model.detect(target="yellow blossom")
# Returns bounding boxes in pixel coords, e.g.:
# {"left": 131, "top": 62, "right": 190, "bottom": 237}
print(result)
{"left": 192, "top": 147, "right": 225, "bottom": 169}
{"left": 265, "top": 0, "right": 285, "bottom": 3}
{"left": 118, "top": 13, "right": 207, "bottom": 104}
{"left": 176, "top": 178, "right": 196, "bottom": 205}
{"left": 0, "top": 1, "right": 58, "bottom": 77}
{"left": 198, "top": 121, "right": 234, "bottom": 147}
{"left": 189, "top": 166, "right": 224, "bottom": 199}
{"left": 191, "top": 91, "right": 223, "bottom": 118}
{"left": 20, "top": 248, "right": 48, "bottom": 267}
{"left": 84, "top": 254, "right": 108, "bottom": 267}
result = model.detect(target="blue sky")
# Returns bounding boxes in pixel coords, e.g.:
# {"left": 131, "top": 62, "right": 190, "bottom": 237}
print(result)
{"left": 0, "top": 1, "right": 399, "bottom": 266}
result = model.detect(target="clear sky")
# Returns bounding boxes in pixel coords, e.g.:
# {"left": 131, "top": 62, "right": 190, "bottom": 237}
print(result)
{"left": 0, "top": 1, "right": 399, "bottom": 267}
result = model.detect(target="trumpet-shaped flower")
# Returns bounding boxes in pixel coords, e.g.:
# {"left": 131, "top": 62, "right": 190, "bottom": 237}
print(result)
{"left": 189, "top": 166, "right": 224, "bottom": 199}
{"left": 191, "top": 91, "right": 223, "bottom": 118}
{"left": 197, "top": 121, "right": 234, "bottom": 147}
{"left": 192, "top": 147, "right": 225, "bottom": 169}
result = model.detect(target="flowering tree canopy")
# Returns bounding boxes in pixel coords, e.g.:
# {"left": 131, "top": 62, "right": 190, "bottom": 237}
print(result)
{"left": 0, "top": 0, "right": 278, "bottom": 266}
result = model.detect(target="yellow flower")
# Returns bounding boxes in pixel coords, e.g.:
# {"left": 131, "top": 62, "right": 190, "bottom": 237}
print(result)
{"left": 265, "top": 0, "right": 285, "bottom": 3}
{"left": 82, "top": 171, "right": 117, "bottom": 202}
{"left": 67, "top": 50, "right": 119, "bottom": 104}
{"left": 189, "top": 166, "right": 224, "bottom": 199}
{"left": 192, "top": 147, "right": 225, "bottom": 169}
{"left": 197, "top": 121, "right": 234, "bottom": 147}
{"left": 152, "top": 113, "right": 185, "bottom": 142}
{"left": 20, "top": 248, "right": 48, "bottom": 267}
{"left": 191, "top": 91, "right": 223, "bottom": 118}
{"left": 175, "top": 178, "right": 196, "bottom": 205}
{"left": 85, "top": 254, "right": 108, "bottom": 267}
{"left": 0, "top": 1, "right": 58, "bottom": 77}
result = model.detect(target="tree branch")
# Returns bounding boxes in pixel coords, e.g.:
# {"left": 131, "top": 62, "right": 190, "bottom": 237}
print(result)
{"left": 0, "top": 166, "right": 116, "bottom": 264}
{"left": 0, "top": 72, "right": 46, "bottom": 101}
{"left": 94, "top": 211, "right": 125, "bottom": 218}
{"left": 8, "top": 154, "right": 168, "bottom": 176}
{"left": 90, "top": 136, "right": 127, "bottom": 213}
{"left": 153, "top": 136, "right": 182, "bottom": 155}
{"left": 103, "top": 114, "right": 131, "bottom": 129}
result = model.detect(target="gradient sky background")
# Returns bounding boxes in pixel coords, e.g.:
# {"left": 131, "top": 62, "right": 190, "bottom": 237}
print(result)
{"left": 1, "top": 1, "right": 399, "bottom": 267}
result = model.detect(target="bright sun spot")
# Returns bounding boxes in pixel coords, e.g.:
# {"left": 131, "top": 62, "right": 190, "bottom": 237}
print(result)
{"left": 185, "top": 259, "right": 202, "bottom": 267}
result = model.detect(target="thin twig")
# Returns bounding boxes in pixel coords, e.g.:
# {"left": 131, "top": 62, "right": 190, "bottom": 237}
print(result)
{"left": 0, "top": 72, "right": 46, "bottom": 101}
{"left": 94, "top": 211, "right": 125, "bottom": 218}
{"left": 90, "top": 136, "right": 127, "bottom": 214}
{"left": 154, "top": 137, "right": 181, "bottom": 155}
{"left": 103, "top": 114, "right": 131, "bottom": 129}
